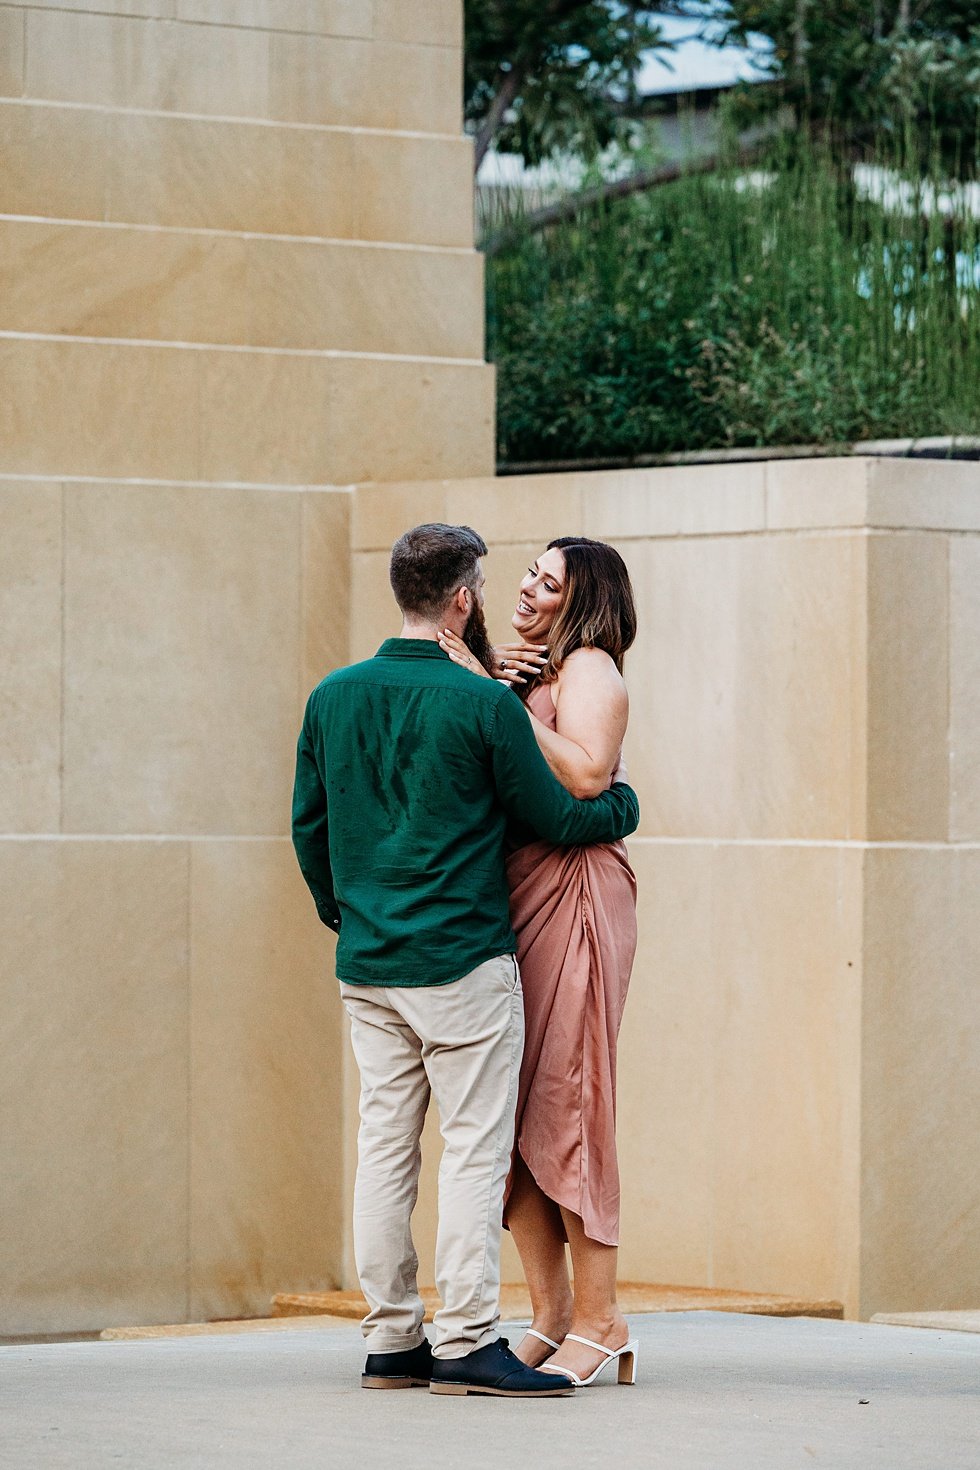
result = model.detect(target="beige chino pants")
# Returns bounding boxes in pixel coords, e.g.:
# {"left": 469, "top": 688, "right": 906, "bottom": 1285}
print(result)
{"left": 340, "top": 954, "right": 524, "bottom": 1359}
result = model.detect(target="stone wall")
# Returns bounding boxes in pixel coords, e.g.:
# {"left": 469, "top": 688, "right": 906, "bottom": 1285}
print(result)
{"left": 0, "top": 0, "right": 490, "bottom": 1334}
{"left": 346, "top": 459, "right": 980, "bottom": 1322}
{"left": 3, "top": 1, "right": 978, "bottom": 1337}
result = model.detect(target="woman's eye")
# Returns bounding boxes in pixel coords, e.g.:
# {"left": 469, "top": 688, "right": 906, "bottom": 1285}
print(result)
{"left": 526, "top": 568, "right": 535, "bottom": 577}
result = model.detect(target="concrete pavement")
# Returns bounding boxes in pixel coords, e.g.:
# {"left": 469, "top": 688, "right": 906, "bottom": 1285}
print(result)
{"left": 1, "top": 1311, "right": 978, "bottom": 1469}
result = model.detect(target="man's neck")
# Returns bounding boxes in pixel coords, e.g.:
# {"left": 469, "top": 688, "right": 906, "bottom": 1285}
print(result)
{"left": 399, "top": 618, "right": 461, "bottom": 642}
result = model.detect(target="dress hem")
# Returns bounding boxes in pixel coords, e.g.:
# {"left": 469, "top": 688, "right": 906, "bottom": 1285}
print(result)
{"left": 505, "top": 1142, "right": 620, "bottom": 1250}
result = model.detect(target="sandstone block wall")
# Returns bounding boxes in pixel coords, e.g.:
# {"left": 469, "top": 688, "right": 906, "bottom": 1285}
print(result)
{"left": 346, "top": 458, "right": 980, "bottom": 1322}
{"left": 0, "top": 0, "right": 491, "bottom": 1334}
{"left": 3, "top": 0, "right": 978, "bottom": 1337}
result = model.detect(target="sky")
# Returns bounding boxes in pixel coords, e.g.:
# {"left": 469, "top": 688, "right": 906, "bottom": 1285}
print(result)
{"left": 638, "top": 11, "right": 773, "bottom": 96}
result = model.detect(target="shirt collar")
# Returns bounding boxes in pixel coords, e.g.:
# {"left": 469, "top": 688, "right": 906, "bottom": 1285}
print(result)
{"left": 375, "top": 638, "right": 449, "bottom": 661}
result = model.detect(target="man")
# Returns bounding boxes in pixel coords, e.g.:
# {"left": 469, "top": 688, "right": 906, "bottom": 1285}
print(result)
{"left": 292, "top": 524, "right": 639, "bottom": 1398}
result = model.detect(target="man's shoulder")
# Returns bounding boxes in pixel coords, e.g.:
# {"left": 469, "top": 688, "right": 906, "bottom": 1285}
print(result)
{"left": 305, "top": 658, "right": 514, "bottom": 711}
{"left": 307, "top": 657, "right": 377, "bottom": 698}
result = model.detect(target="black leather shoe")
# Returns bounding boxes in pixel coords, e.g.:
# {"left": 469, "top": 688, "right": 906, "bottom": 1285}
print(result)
{"left": 361, "top": 1338, "right": 433, "bottom": 1389}
{"left": 429, "top": 1337, "right": 575, "bottom": 1397}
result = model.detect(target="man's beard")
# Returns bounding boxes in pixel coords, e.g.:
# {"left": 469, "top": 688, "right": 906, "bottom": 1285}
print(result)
{"left": 463, "top": 601, "right": 496, "bottom": 674}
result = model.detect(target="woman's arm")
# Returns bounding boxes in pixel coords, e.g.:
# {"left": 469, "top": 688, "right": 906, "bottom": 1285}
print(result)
{"left": 532, "top": 647, "right": 628, "bottom": 800}
{"left": 436, "top": 631, "right": 628, "bottom": 800}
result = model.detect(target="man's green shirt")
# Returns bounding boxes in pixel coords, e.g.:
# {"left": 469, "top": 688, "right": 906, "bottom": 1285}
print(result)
{"left": 292, "top": 639, "right": 640, "bottom": 986}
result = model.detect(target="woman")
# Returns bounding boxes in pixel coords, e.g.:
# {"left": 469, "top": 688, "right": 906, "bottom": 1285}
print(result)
{"left": 439, "top": 537, "right": 639, "bottom": 1389}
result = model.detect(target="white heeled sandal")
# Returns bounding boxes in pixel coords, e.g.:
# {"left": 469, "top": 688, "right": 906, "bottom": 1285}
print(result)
{"left": 516, "top": 1326, "right": 561, "bottom": 1365}
{"left": 539, "top": 1333, "right": 639, "bottom": 1387}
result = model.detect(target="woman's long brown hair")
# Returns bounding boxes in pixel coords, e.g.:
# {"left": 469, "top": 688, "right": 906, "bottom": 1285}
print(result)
{"left": 519, "top": 537, "right": 637, "bottom": 699}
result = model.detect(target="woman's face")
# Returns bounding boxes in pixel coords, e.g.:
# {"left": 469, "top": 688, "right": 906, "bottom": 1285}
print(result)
{"left": 512, "top": 546, "right": 566, "bottom": 642}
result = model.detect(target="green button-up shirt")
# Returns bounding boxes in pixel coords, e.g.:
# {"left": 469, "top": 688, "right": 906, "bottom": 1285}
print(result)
{"left": 292, "top": 638, "right": 640, "bottom": 986}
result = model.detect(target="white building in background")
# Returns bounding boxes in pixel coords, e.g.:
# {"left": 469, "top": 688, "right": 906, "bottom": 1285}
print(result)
{"left": 476, "top": 13, "right": 770, "bottom": 217}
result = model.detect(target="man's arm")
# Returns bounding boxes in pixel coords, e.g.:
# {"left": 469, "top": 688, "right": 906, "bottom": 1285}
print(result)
{"left": 291, "top": 706, "right": 342, "bottom": 932}
{"left": 489, "top": 690, "right": 639, "bottom": 845}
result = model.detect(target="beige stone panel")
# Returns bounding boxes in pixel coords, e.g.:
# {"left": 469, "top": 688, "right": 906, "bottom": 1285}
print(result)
{"left": 861, "top": 847, "right": 980, "bottom": 1317}
{"left": 0, "top": 337, "right": 201, "bottom": 481}
{"left": 847, "top": 535, "right": 869, "bottom": 841}
{"left": 0, "top": 480, "right": 61, "bottom": 832}
{"left": 323, "top": 357, "right": 495, "bottom": 485}
{"left": 105, "top": 105, "right": 355, "bottom": 238}
{"left": 189, "top": 840, "right": 345, "bottom": 1320}
{"left": 865, "top": 533, "right": 948, "bottom": 841}
{"left": 867, "top": 457, "right": 980, "bottom": 531}
{"left": 766, "top": 456, "right": 980, "bottom": 532}
{"left": 709, "top": 843, "right": 862, "bottom": 1313}
{"left": 23, "top": 11, "right": 460, "bottom": 132}
{"left": 445, "top": 473, "right": 582, "bottom": 547}
{"left": 350, "top": 131, "right": 474, "bottom": 250}
{"left": 373, "top": 0, "right": 463, "bottom": 47}
{"left": 62, "top": 482, "right": 301, "bottom": 834}
{"left": 949, "top": 538, "right": 980, "bottom": 840}
{"left": 765, "top": 456, "right": 870, "bottom": 530}
{"left": 0, "top": 218, "right": 481, "bottom": 358}
{"left": 267, "top": 28, "right": 460, "bottom": 133}
{"left": 0, "top": 101, "right": 112, "bottom": 222}
{"left": 194, "top": 347, "right": 315, "bottom": 489}
{"left": 24, "top": 10, "right": 177, "bottom": 113}
{"left": 241, "top": 238, "right": 483, "bottom": 357}
{"left": 176, "top": 0, "right": 370, "bottom": 35}
{"left": 0, "top": 839, "right": 189, "bottom": 1334}
{"left": 624, "top": 533, "right": 862, "bottom": 840}
{"left": 0, "top": 7, "right": 25, "bottom": 96}
{"left": 615, "top": 841, "right": 714, "bottom": 1285}
{"left": 0, "top": 219, "right": 248, "bottom": 344}
{"left": 0, "top": 338, "right": 491, "bottom": 485}
{"left": 17, "top": 0, "right": 176, "bottom": 14}
{"left": 352, "top": 481, "right": 447, "bottom": 553}
{"left": 199, "top": 353, "right": 493, "bottom": 486}
{"left": 302, "top": 489, "right": 351, "bottom": 701}
{"left": 0, "top": 101, "right": 473, "bottom": 246}
{"left": 582, "top": 462, "right": 766, "bottom": 541}
{"left": 350, "top": 551, "right": 399, "bottom": 662}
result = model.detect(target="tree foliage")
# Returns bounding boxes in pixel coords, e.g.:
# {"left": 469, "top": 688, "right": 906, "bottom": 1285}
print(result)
{"left": 465, "top": 2, "right": 980, "bottom": 176}
{"left": 464, "top": 1, "right": 665, "bottom": 170}
{"left": 714, "top": 1, "right": 980, "bottom": 158}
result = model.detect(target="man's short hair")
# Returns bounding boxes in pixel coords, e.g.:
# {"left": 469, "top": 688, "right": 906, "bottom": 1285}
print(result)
{"left": 389, "top": 523, "right": 488, "bottom": 621}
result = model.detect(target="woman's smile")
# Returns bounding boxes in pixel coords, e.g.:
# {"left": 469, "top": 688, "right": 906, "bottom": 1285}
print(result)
{"left": 513, "top": 547, "right": 565, "bottom": 637}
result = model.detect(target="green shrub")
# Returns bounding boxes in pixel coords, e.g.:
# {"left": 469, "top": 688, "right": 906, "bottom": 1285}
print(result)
{"left": 486, "top": 137, "right": 980, "bottom": 464}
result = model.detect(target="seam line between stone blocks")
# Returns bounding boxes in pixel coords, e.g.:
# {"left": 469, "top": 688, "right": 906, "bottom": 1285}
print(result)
{"left": 0, "top": 213, "right": 475, "bottom": 256}
{"left": 0, "top": 94, "right": 464, "bottom": 142}
{"left": 0, "top": 330, "right": 486, "bottom": 367}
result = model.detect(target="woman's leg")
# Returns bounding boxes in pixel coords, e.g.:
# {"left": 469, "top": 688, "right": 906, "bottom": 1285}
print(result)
{"left": 543, "top": 1206, "right": 629, "bottom": 1380}
{"left": 507, "top": 1153, "right": 574, "bottom": 1365}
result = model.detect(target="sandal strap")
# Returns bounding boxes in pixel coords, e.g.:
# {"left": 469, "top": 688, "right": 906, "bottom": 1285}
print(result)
{"left": 539, "top": 1363, "right": 584, "bottom": 1386}
{"left": 564, "top": 1333, "right": 616, "bottom": 1357}
{"left": 525, "top": 1328, "right": 561, "bottom": 1352}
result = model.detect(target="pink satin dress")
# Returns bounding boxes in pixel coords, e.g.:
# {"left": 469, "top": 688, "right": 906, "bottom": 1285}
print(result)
{"left": 503, "top": 682, "right": 638, "bottom": 1246}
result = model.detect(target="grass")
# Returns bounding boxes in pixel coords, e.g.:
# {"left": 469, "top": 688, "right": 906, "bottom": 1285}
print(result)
{"left": 485, "top": 133, "right": 980, "bottom": 466}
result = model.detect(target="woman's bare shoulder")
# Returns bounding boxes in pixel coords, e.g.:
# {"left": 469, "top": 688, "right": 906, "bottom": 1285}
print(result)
{"left": 559, "top": 645, "right": 625, "bottom": 681}
{"left": 555, "top": 647, "right": 627, "bottom": 702}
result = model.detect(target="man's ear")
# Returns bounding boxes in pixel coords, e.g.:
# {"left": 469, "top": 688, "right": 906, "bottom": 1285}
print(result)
{"left": 454, "top": 584, "right": 472, "bottom": 619}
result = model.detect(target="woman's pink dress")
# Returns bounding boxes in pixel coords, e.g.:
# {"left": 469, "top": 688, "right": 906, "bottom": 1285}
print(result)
{"left": 503, "top": 682, "right": 638, "bottom": 1246}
